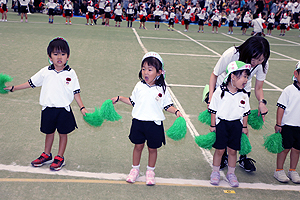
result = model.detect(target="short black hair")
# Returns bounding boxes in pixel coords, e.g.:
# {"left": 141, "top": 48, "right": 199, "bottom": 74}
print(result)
{"left": 47, "top": 37, "right": 70, "bottom": 57}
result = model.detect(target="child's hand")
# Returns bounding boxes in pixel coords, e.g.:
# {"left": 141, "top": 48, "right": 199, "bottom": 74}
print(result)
{"left": 3, "top": 86, "right": 13, "bottom": 92}
{"left": 242, "top": 127, "right": 248, "bottom": 136}
{"left": 209, "top": 126, "right": 216, "bottom": 132}
{"left": 80, "top": 107, "right": 88, "bottom": 116}
{"left": 111, "top": 96, "right": 119, "bottom": 104}
{"left": 275, "top": 124, "right": 282, "bottom": 133}
{"left": 175, "top": 110, "right": 183, "bottom": 117}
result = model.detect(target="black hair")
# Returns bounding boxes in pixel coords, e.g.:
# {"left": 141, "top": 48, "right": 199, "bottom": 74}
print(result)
{"left": 235, "top": 37, "right": 270, "bottom": 73}
{"left": 139, "top": 57, "right": 167, "bottom": 94}
{"left": 221, "top": 69, "right": 250, "bottom": 98}
{"left": 47, "top": 37, "right": 70, "bottom": 57}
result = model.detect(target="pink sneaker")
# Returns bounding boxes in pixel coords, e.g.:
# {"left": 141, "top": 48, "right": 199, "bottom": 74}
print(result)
{"left": 146, "top": 170, "right": 155, "bottom": 186}
{"left": 126, "top": 168, "right": 139, "bottom": 183}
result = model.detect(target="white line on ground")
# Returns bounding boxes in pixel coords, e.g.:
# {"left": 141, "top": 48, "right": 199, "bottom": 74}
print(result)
{"left": 1, "top": 164, "right": 300, "bottom": 191}
{"left": 167, "top": 84, "right": 283, "bottom": 91}
{"left": 266, "top": 35, "right": 300, "bottom": 46}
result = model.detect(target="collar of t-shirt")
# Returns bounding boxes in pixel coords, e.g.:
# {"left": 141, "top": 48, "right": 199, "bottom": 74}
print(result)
{"left": 48, "top": 64, "right": 71, "bottom": 73}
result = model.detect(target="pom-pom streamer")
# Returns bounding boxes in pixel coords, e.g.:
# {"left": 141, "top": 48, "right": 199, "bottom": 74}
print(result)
{"left": 166, "top": 117, "right": 187, "bottom": 141}
{"left": 83, "top": 107, "right": 104, "bottom": 127}
{"left": 0, "top": 73, "right": 13, "bottom": 94}
{"left": 239, "top": 133, "right": 252, "bottom": 155}
{"left": 263, "top": 132, "right": 284, "bottom": 154}
{"left": 99, "top": 99, "right": 122, "bottom": 121}
{"left": 195, "top": 132, "right": 216, "bottom": 150}
{"left": 198, "top": 109, "right": 211, "bottom": 126}
{"left": 248, "top": 109, "right": 264, "bottom": 130}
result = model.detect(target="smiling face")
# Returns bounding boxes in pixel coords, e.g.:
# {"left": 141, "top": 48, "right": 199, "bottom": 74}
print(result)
{"left": 141, "top": 62, "right": 161, "bottom": 86}
{"left": 251, "top": 54, "right": 264, "bottom": 68}
{"left": 49, "top": 49, "right": 69, "bottom": 70}
{"left": 231, "top": 70, "right": 249, "bottom": 90}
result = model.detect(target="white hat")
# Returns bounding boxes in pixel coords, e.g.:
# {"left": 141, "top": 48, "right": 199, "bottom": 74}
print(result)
{"left": 142, "top": 52, "right": 165, "bottom": 77}
{"left": 223, "top": 61, "right": 251, "bottom": 83}
{"left": 293, "top": 61, "right": 300, "bottom": 81}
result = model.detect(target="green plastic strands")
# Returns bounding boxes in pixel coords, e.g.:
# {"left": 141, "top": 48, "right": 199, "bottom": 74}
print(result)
{"left": 99, "top": 99, "right": 122, "bottom": 121}
{"left": 263, "top": 132, "right": 284, "bottom": 154}
{"left": 166, "top": 117, "right": 187, "bottom": 141}
{"left": 198, "top": 109, "right": 211, "bottom": 126}
{"left": 0, "top": 73, "right": 13, "bottom": 94}
{"left": 195, "top": 132, "right": 216, "bottom": 150}
{"left": 239, "top": 133, "right": 252, "bottom": 155}
{"left": 83, "top": 107, "right": 104, "bottom": 127}
{"left": 248, "top": 109, "right": 264, "bottom": 130}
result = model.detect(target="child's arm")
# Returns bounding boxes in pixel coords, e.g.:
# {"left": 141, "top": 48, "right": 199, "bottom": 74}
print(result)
{"left": 4, "top": 82, "right": 31, "bottom": 92}
{"left": 275, "top": 107, "right": 284, "bottom": 133}
{"left": 111, "top": 96, "right": 132, "bottom": 105}
{"left": 74, "top": 93, "right": 88, "bottom": 116}
{"left": 166, "top": 106, "right": 183, "bottom": 117}
{"left": 209, "top": 113, "right": 216, "bottom": 132}
{"left": 242, "top": 115, "right": 249, "bottom": 136}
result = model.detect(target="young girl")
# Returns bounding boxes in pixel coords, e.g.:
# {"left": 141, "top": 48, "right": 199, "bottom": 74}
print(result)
{"left": 85, "top": 1, "right": 95, "bottom": 25}
{"left": 139, "top": 5, "right": 147, "bottom": 29}
{"left": 197, "top": 8, "right": 207, "bottom": 33}
{"left": 168, "top": 7, "right": 175, "bottom": 31}
{"left": 126, "top": 3, "right": 134, "bottom": 28}
{"left": 19, "top": 0, "right": 30, "bottom": 22}
{"left": 63, "top": 0, "right": 73, "bottom": 25}
{"left": 114, "top": 3, "right": 122, "bottom": 27}
{"left": 279, "top": 13, "right": 290, "bottom": 36}
{"left": 242, "top": 11, "right": 251, "bottom": 35}
{"left": 209, "top": 61, "right": 251, "bottom": 187}
{"left": 210, "top": 9, "right": 220, "bottom": 34}
{"left": 46, "top": 0, "right": 58, "bottom": 24}
{"left": 104, "top": 1, "right": 111, "bottom": 26}
{"left": 111, "top": 52, "right": 182, "bottom": 186}
{"left": 153, "top": 5, "right": 162, "bottom": 30}
{"left": 1, "top": 0, "right": 8, "bottom": 22}
{"left": 183, "top": 7, "right": 191, "bottom": 32}
{"left": 227, "top": 10, "right": 236, "bottom": 34}
{"left": 267, "top": 12, "right": 275, "bottom": 35}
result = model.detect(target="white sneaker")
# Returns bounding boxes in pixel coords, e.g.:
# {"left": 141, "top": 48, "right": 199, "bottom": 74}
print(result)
{"left": 184, "top": 29, "right": 187, "bottom": 32}
{"left": 288, "top": 171, "right": 300, "bottom": 184}
{"left": 126, "top": 168, "right": 139, "bottom": 183}
{"left": 227, "top": 31, "right": 230, "bottom": 34}
{"left": 274, "top": 170, "right": 289, "bottom": 183}
{"left": 146, "top": 170, "right": 155, "bottom": 186}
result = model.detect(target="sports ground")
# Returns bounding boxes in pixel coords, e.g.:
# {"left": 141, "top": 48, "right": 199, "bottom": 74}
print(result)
{"left": 0, "top": 10, "right": 300, "bottom": 199}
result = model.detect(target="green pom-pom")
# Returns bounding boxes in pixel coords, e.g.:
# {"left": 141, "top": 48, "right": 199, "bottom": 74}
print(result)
{"left": 83, "top": 107, "right": 104, "bottom": 127}
{"left": 198, "top": 109, "right": 211, "bottom": 126}
{"left": 166, "top": 117, "right": 187, "bottom": 141}
{"left": 263, "top": 132, "right": 284, "bottom": 154}
{"left": 248, "top": 109, "right": 264, "bottom": 130}
{"left": 99, "top": 99, "right": 122, "bottom": 121}
{"left": 240, "top": 133, "right": 252, "bottom": 155}
{"left": 0, "top": 73, "right": 13, "bottom": 94}
{"left": 195, "top": 132, "right": 216, "bottom": 150}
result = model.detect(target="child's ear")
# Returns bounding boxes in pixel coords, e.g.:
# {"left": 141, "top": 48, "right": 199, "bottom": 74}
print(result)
{"left": 294, "top": 70, "right": 299, "bottom": 78}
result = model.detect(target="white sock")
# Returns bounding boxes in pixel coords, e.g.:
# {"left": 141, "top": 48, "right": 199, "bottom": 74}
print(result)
{"left": 213, "top": 165, "right": 220, "bottom": 172}
{"left": 132, "top": 164, "right": 140, "bottom": 170}
{"left": 227, "top": 166, "right": 236, "bottom": 175}
{"left": 147, "top": 166, "right": 155, "bottom": 171}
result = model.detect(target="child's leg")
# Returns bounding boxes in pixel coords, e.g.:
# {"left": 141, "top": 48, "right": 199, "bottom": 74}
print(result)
{"left": 290, "top": 148, "right": 300, "bottom": 170}
{"left": 132, "top": 143, "right": 145, "bottom": 166}
{"left": 25, "top": 13, "right": 27, "bottom": 20}
{"left": 227, "top": 147, "right": 237, "bottom": 169}
{"left": 226, "top": 147, "right": 239, "bottom": 187}
{"left": 57, "top": 133, "right": 68, "bottom": 157}
{"left": 213, "top": 149, "right": 226, "bottom": 167}
{"left": 277, "top": 149, "right": 290, "bottom": 169}
{"left": 44, "top": 132, "right": 55, "bottom": 155}
{"left": 21, "top": 13, "right": 24, "bottom": 20}
{"left": 148, "top": 147, "right": 157, "bottom": 167}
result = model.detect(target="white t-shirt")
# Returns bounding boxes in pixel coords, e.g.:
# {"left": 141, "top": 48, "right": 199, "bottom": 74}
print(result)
{"left": 130, "top": 81, "right": 173, "bottom": 123}
{"left": 19, "top": 0, "right": 30, "bottom": 6}
{"left": 252, "top": 18, "right": 264, "bottom": 33}
{"left": 213, "top": 46, "right": 269, "bottom": 92}
{"left": 87, "top": 5, "right": 94, "bottom": 12}
{"left": 209, "top": 85, "right": 250, "bottom": 125}
{"left": 114, "top": 8, "right": 122, "bottom": 16}
{"left": 29, "top": 65, "right": 80, "bottom": 110}
{"left": 277, "top": 83, "right": 300, "bottom": 127}
{"left": 46, "top": 2, "right": 58, "bottom": 9}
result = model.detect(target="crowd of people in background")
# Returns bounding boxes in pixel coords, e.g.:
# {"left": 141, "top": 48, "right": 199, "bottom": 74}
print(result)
{"left": 2, "top": 0, "right": 300, "bottom": 35}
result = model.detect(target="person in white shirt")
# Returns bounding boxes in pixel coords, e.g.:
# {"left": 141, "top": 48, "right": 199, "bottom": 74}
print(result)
{"left": 267, "top": 12, "right": 275, "bottom": 35}
{"left": 114, "top": 3, "right": 122, "bottom": 27}
{"left": 86, "top": 0, "right": 95, "bottom": 25}
{"left": 210, "top": 9, "right": 220, "bottom": 33}
{"left": 96, "top": 0, "right": 106, "bottom": 25}
{"left": 0, "top": 0, "right": 8, "bottom": 21}
{"left": 183, "top": 7, "right": 191, "bottom": 32}
{"left": 273, "top": 61, "right": 300, "bottom": 184}
{"left": 197, "top": 7, "right": 207, "bottom": 33}
{"left": 168, "top": 6, "right": 176, "bottom": 31}
{"left": 279, "top": 12, "right": 290, "bottom": 36}
{"left": 19, "top": 0, "right": 31, "bottom": 22}
{"left": 138, "top": 4, "right": 147, "bottom": 29}
{"left": 126, "top": 3, "right": 134, "bottom": 27}
{"left": 153, "top": 5, "right": 163, "bottom": 30}
{"left": 4, "top": 37, "right": 88, "bottom": 171}
{"left": 46, "top": 0, "right": 58, "bottom": 24}
{"left": 251, "top": 13, "right": 265, "bottom": 36}
{"left": 227, "top": 10, "right": 236, "bottom": 34}
{"left": 111, "top": 52, "right": 182, "bottom": 186}
{"left": 104, "top": 1, "right": 111, "bottom": 26}
{"left": 242, "top": 11, "right": 251, "bottom": 35}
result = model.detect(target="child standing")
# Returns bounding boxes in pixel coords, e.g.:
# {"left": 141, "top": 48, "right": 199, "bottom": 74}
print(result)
{"left": 138, "top": 5, "right": 147, "bottom": 29}
{"left": 227, "top": 10, "right": 236, "bottom": 34}
{"left": 242, "top": 11, "right": 251, "bottom": 35}
{"left": 0, "top": 0, "right": 7, "bottom": 21}
{"left": 210, "top": 9, "right": 220, "bottom": 34}
{"left": 153, "top": 5, "right": 163, "bottom": 30}
{"left": 114, "top": 3, "right": 122, "bottom": 27}
{"left": 251, "top": 13, "right": 265, "bottom": 36}
{"left": 46, "top": 0, "right": 58, "bottom": 24}
{"left": 183, "top": 7, "right": 191, "bottom": 32}
{"left": 4, "top": 37, "right": 88, "bottom": 171}
{"left": 126, "top": 3, "right": 134, "bottom": 28}
{"left": 19, "top": 0, "right": 30, "bottom": 22}
{"left": 168, "top": 7, "right": 175, "bottom": 31}
{"left": 273, "top": 61, "right": 300, "bottom": 184}
{"left": 279, "top": 13, "right": 290, "bottom": 36}
{"left": 267, "top": 13, "right": 275, "bottom": 35}
{"left": 63, "top": 0, "right": 73, "bottom": 25}
{"left": 111, "top": 52, "right": 182, "bottom": 186}
{"left": 197, "top": 8, "right": 207, "bottom": 33}
{"left": 104, "top": 1, "right": 111, "bottom": 26}
{"left": 209, "top": 61, "right": 251, "bottom": 187}
{"left": 86, "top": 1, "right": 95, "bottom": 25}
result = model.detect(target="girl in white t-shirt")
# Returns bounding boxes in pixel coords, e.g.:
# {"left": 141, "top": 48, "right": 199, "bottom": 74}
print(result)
{"left": 111, "top": 52, "right": 182, "bottom": 186}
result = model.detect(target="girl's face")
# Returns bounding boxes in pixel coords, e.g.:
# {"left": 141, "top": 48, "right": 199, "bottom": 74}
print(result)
{"left": 141, "top": 62, "right": 161, "bottom": 86}
{"left": 251, "top": 54, "right": 264, "bottom": 68}
{"left": 231, "top": 71, "right": 249, "bottom": 89}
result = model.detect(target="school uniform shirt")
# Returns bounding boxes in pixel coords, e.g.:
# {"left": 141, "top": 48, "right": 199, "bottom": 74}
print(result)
{"left": 169, "top": 12, "right": 175, "bottom": 19}
{"left": 28, "top": 65, "right": 80, "bottom": 111}
{"left": 0, "top": 0, "right": 7, "bottom": 5}
{"left": 243, "top": 15, "right": 251, "bottom": 23}
{"left": 104, "top": 6, "right": 111, "bottom": 13}
{"left": 64, "top": 3, "right": 73, "bottom": 10}
{"left": 213, "top": 46, "right": 269, "bottom": 92}
{"left": 114, "top": 8, "right": 122, "bottom": 16}
{"left": 161, "top": 11, "right": 169, "bottom": 21}
{"left": 183, "top": 12, "right": 190, "bottom": 20}
{"left": 153, "top": 10, "right": 163, "bottom": 17}
{"left": 46, "top": 2, "right": 58, "bottom": 9}
{"left": 197, "top": 11, "right": 207, "bottom": 20}
{"left": 87, "top": 5, "right": 94, "bottom": 12}
{"left": 252, "top": 18, "right": 264, "bottom": 33}
{"left": 209, "top": 85, "right": 250, "bottom": 125}
{"left": 267, "top": 17, "right": 275, "bottom": 24}
{"left": 277, "top": 82, "right": 300, "bottom": 127}
{"left": 19, "top": 0, "right": 30, "bottom": 6}
{"left": 126, "top": 7, "right": 134, "bottom": 15}
{"left": 99, "top": 0, "right": 105, "bottom": 9}
{"left": 227, "top": 13, "right": 236, "bottom": 21}
{"left": 211, "top": 13, "right": 220, "bottom": 22}
{"left": 280, "top": 17, "right": 290, "bottom": 26}
{"left": 129, "top": 81, "right": 173, "bottom": 123}
{"left": 139, "top": 9, "right": 147, "bottom": 16}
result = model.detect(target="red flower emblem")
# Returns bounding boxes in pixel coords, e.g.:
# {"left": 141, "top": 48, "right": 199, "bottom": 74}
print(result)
{"left": 66, "top": 77, "right": 71, "bottom": 82}
{"left": 158, "top": 93, "right": 162, "bottom": 97}
{"left": 240, "top": 100, "right": 245, "bottom": 104}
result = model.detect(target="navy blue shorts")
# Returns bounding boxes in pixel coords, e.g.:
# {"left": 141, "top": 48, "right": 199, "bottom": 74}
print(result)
{"left": 281, "top": 125, "right": 300, "bottom": 150}
{"left": 40, "top": 107, "right": 77, "bottom": 134}
{"left": 129, "top": 119, "right": 165, "bottom": 149}
{"left": 213, "top": 119, "right": 242, "bottom": 150}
